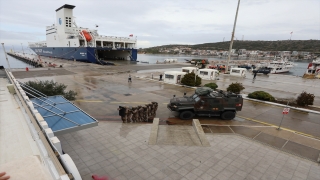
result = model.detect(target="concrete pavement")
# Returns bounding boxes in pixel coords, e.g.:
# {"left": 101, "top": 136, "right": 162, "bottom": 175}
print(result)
{"left": 9, "top": 55, "right": 320, "bottom": 179}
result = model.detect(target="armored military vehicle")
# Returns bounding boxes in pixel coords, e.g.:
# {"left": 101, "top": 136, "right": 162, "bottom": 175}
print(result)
{"left": 167, "top": 87, "right": 243, "bottom": 120}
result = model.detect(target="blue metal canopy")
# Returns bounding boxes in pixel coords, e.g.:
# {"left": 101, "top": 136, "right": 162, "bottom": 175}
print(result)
{"left": 30, "top": 95, "right": 98, "bottom": 135}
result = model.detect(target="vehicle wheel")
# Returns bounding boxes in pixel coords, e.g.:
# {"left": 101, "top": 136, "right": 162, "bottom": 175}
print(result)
{"left": 179, "top": 111, "right": 195, "bottom": 120}
{"left": 220, "top": 111, "right": 235, "bottom": 120}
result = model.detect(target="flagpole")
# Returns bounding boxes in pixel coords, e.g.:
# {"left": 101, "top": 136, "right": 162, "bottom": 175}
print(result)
{"left": 226, "top": 0, "right": 241, "bottom": 74}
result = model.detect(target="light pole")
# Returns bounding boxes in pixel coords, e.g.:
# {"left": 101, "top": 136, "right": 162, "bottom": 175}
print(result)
{"left": 1, "top": 43, "right": 11, "bottom": 71}
{"left": 226, "top": 0, "right": 241, "bottom": 73}
{"left": 21, "top": 43, "right": 25, "bottom": 55}
{"left": 194, "top": 69, "right": 197, "bottom": 87}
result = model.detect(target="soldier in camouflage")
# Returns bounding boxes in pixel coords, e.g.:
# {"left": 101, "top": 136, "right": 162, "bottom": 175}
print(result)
{"left": 118, "top": 106, "right": 127, "bottom": 123}
{"left": 138, "top": 106, "right": 144, "bottom": 122}
{"left": 152, "top": 102, "right": 158, "bottom": 117}
{"left": 131, "top": 107, "right": 139, "bottom": 123}
{"left": 126, "top": 107, "right": 133, "bottom": 123}
{"left": 143, "top": 105, "right": 149, "bottom": 121}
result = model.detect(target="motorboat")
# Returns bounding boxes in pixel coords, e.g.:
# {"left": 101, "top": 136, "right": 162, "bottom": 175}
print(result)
{"left": 304, "top": 58, "right": 320, "bottom": 78}
{"left": 265, "top": 57, "right": 295, "bottom": 74}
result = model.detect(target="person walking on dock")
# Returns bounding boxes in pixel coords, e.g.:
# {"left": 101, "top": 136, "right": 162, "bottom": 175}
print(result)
{"left": 159, "top": 74, "right": 163, "bottom": 81}
{"left": 253, "top": 72, "right": 257, "bottom": 79}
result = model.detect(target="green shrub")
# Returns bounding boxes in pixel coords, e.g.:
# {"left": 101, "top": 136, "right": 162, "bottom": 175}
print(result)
{"left": 181, "top": 72, "right": 202, "bottom": 87}
{"left": 24, "top": 80, "right": 77, "bottom": 101}
{"left": 226, "top": 82, "right": 245, "bottom": 94}
{"left": 296, "top": 91, "right": 314, "bottom": 106}
{"left": 204, "top": 83, "right": 218, "bottom": 90}
{"left": 248, "top": 91, "right": 275, "bottom": 102}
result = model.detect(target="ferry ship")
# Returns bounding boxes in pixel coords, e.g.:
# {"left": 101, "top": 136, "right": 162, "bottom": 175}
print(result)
{"left": 28, "top": 4, "right": 137, "bottom": 64}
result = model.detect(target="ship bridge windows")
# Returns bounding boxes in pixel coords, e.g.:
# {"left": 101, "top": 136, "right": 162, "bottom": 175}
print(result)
{"left": 65, "top": 17, "right": 71, "bottom": 27}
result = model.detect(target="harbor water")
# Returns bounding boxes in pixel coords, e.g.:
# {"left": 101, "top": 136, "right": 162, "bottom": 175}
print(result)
{"left": 136, "top": 54, "right": 309, "bottom": 77}
{"left": 0, "top": 50, "right": 34, "bottom": 69}
{"left": 0, "top": 50, "right": 309, "bottom": 77}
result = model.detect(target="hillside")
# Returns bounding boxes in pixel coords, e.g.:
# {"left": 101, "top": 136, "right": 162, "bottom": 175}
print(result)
{"left": 140, "top": 40, "right": 320, "bottom": 53}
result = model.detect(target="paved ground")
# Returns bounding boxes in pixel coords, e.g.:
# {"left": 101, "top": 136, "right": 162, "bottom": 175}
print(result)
{"left": 0, "top": 77, "right": 54, "bottom": 179}
{"left": 9, "top": 54, "right": 320, "bottom": 179}
{"left": 57, "top": 122, "right": 320, "bottom": 180}
{"left": 13, "top": 67, "right": 320, "bottom": 136}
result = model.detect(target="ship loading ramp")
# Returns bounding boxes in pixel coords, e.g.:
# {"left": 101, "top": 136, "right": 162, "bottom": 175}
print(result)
{"left": 96, "top": 48, "right": 137, "bottom": 61}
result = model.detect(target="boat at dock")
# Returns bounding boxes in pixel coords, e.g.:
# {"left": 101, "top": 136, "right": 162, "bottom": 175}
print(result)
{"left": 255, "top": 57, "right": 295, "bottom": 74}
{"left": 303, "top": 58, "right": 320, "bottom": 78}
{"left": 28, "top": 4, "right": 137, "bottom": 64}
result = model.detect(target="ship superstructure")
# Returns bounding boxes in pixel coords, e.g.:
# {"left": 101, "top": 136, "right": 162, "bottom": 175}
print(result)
{"left": 29, "top": 4, "right": 137, "bottom": 63}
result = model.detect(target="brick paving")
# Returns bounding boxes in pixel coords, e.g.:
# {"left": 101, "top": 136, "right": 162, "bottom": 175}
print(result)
{"left": 58, "top": 122, "right": 320, "bottom": 180}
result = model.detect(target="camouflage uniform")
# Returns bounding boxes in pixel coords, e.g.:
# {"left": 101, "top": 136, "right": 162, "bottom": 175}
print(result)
{"left": 131, "top": 107, "right": 139, "bottom": 123}
{"left": 152, "top": 102, "right": 158, "bottom": 117}
{"left": 147, "top": 104, "right": 153, "bottom": 117}
{"left": 138, "top": 106, "right": 144, "bottom": 122}
{"left": 126, "top": 107, "right": 133, "bottom": 123}
{"left": 143, "top": 105, "right": 149, "bottom": 121}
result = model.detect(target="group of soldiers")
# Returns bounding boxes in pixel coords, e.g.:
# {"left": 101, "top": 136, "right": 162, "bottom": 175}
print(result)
{"left": 118, "top": 102, "right": 158, "bottom": 123}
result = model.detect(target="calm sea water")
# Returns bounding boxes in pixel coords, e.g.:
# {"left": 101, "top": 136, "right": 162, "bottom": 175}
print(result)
{"left": 0, "top": 50, "right": 308, "bottom": 77}
{"left": 0, "top": 50, "right": 34, "bottom": 69}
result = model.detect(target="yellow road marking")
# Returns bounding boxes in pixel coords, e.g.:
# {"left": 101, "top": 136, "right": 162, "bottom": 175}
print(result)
{"left": 110, "top": 102, "right": 149, "bottom": 104}
{"left": 75, "top": 100, "right": 104, "bottom": 102}
{"left": 237, "top": 115, "right": 320, "bottom": 140}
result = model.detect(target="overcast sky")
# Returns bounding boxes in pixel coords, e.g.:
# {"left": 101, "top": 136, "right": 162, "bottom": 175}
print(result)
{"left": 0, "top": 0, "right": 319, "bottom": 49}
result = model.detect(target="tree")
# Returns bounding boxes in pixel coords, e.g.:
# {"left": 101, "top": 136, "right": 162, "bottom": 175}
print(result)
{"left": 296, "top": 91, "right": 314, "bottom": 107}
{"left": 181, "top": 72, "right": 202, "bottom": 87}
{"left": 248, "top": 91, "right": 275, "bottom": 101}
{"left": 226, "top": 82, "right": 245, "bottom": 94}
{"left": 24, "top": 80, "right": 77, "bottom": 101}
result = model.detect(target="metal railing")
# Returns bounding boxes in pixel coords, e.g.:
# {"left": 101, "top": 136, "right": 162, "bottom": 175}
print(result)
{"left": 5, "top": 70, "right": 68, "bottom": 179}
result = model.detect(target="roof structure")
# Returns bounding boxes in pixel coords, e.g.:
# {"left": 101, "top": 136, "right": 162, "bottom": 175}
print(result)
{"left": 30, "top": 95, "right": 98, "bottom": 135}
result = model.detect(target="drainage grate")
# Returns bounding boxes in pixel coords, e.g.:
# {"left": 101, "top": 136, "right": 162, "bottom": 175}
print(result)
{"left": 124, "top": 93, "right": 132, "bottom": 96}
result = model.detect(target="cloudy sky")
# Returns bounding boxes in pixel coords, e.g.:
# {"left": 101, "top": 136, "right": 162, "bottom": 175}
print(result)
{"left": 0, "top": 0, "right": 319, "bottom": 49}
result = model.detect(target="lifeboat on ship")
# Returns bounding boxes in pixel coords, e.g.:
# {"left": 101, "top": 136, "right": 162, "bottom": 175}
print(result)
{"left": 81, "top": 30, "right": 92, "bottom": 41}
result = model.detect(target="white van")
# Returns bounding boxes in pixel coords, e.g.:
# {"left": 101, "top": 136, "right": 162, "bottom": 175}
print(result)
{"left": 181, "top": 67, "right": 197, "bottom": 73}
{"left": 230, "top": 68, "right": 247, "bottom": 77}
{"left": 198, "top": 69, "right": 219, "bottom": 80}
{"left": 164, "top": 71, "right": 186, "bottom": 84}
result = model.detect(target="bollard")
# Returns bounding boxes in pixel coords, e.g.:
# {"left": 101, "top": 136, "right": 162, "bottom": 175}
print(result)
{"left": 26, "top": 67, "right": 29, "bottom": 71}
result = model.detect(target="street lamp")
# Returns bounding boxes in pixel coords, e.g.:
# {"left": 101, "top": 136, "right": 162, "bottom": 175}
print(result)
{"left": 1, "top": 43, "right": 11, "bottom": 71}
{"left": 226, "top": 0, "right": 241, "bottom": 73}
{"left": 194, "top": 65, "right": 198, "bottom": 87}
